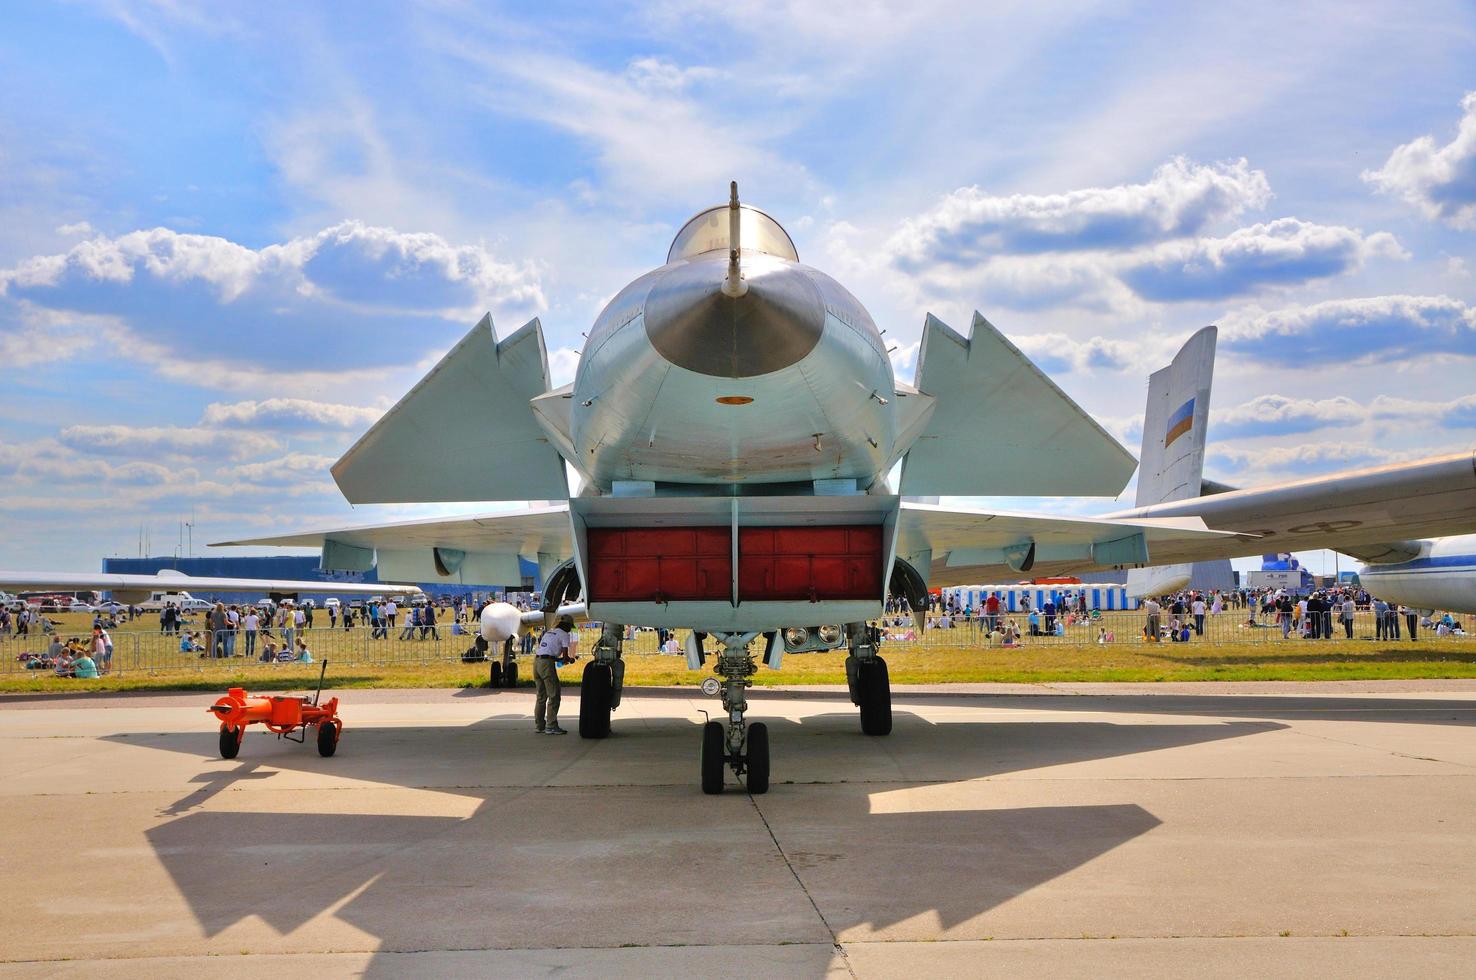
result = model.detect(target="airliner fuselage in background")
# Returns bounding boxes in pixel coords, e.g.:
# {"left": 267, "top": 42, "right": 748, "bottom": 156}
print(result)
{"left": 218, "top": 185, "right": 1476, "bottom": 793}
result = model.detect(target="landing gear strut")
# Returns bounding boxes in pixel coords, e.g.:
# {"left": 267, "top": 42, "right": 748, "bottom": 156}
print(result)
{"left": 489, "top": 637, "right": 519, "bottom": 688}
{"left": 579, "top": 623, "right": 625, "bottom": 739}
{"left": 700, "top": 632, "right": 770, "bottom": 795}
{"left": 845, "top": 622, "right": 891, "bottom": 736}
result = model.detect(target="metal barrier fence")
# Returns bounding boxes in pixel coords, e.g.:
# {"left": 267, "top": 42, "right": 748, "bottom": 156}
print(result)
{"left": 4, "top": 606, "right": 1475, "bottom": 676}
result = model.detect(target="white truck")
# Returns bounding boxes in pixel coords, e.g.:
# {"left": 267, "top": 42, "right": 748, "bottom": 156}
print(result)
{"left": 137, "top": 590, "right": 213, "bottom": 613}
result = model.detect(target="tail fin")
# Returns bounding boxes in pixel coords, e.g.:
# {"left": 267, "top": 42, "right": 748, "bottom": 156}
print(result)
{"left": 1136, "top": 325, "right": 1216, "bottom": 507}
{"left": 1127, "top": 326, "right": 1217, "bottom": 597}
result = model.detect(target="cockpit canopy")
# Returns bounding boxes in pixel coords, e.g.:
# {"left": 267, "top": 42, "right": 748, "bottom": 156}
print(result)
{"left": 667, "top": 204, "right": 799, "bottom": 265}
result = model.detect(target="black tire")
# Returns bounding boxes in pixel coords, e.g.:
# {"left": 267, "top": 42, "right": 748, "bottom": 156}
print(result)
{"left": 745, "top": 722, "right": 770, "bottom": 795}
{"left": 219, "top": 726, "right": 242, "bottom": 759}
{"left": 579, "top": 661, "right": 612, "bottom": 738}
{"left": 488, "top": 661, "right": 503, "bottom": 687}
{"left": 503, "top": 661, "right": 519, "bottom": 688}
{"left": 700, "top": 720, "right": 725, "bottom": 795}
{"left": 317, "top": 721, "right": 339, "bottom": 757}
{"left": 858, "top": 657, "right": 892, "bottom": 736}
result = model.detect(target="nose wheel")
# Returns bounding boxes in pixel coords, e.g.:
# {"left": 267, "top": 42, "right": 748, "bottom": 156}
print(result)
{"left": 698, "top": 631, "right": 771, "bottom": 794}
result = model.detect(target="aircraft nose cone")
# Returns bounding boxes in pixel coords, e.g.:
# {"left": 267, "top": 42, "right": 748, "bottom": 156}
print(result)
{"left": 644, "top": 258, "right": 826, "bottom": 378}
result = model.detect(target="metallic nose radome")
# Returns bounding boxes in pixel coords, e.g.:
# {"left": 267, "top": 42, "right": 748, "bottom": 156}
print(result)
{"left": 644, "top": 260, "right": 826, "bottom": 378}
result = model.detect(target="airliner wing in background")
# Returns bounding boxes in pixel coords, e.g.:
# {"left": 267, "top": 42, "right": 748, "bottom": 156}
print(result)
{"left": 0, "top": 570, "right": 421, "bottom": 601}
{"left": 927, "top": 450, "right": 1476, "bottom": 587}
{"left": 1105, "top": 451, "right": 1476, "bottom": 564}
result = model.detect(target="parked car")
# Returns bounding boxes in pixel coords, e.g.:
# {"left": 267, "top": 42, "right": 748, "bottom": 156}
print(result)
{"left": 324, "top": 597, "right": 341, "bottom": 609}
{"left": 68, "top": 602, "right": 95, "bottom": 613}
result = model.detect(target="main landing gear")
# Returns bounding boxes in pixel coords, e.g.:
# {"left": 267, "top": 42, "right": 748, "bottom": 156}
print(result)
{"left": 699, "top": 632, "right": 770, "bottom": 795}
{"left": 488, "top": 637, "right": 519, "bottom": 688}
{"left": 579, "top": 623, "right": 626, "bottom": 739}
{"left": 845, "top": 622, "right": 891, "bottom": 736}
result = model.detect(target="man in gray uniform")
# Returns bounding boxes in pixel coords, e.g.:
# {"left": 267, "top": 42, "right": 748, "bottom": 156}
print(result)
{"left": 534, "top": 615, "right": 577, "bottom": 734}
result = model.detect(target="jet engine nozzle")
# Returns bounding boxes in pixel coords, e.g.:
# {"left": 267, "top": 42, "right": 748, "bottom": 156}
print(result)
{"left": 644, "top": 257, "right": 825, "bottom": 378}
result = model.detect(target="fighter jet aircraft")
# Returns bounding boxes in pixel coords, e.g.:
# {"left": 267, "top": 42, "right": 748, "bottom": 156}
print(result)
{"left": 219, "top": 184, "right": 1476, "bottom": 792}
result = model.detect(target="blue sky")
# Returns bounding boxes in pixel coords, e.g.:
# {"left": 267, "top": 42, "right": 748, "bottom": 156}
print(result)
{"left": 2, "top": 0, "right": 1474, "bottom": 575}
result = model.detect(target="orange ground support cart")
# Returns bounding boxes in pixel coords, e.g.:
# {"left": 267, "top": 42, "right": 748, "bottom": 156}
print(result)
{"left": 207, "top": 660, "right": 341, "bottom": 758}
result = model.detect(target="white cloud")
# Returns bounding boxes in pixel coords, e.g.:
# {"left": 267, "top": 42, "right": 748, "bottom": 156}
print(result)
{"left": 0, "top": 301, "right": 101, "bottom": 368}
{"left": 887, "top": 340, "right": 920, "bottom": 379}
{"left": 888, "top": 157, "right": 1271, "bottom": 268}
{"left": 0, "top": 222, "right": 545, "bottom": 373}
{"left": 1120, "top": 218, "right": 1405, "bottom": 302}
{"left": 1219, "top": 295, "right": 1476, "bottom": 362}
{"left": 1369, "top": 394, "right": 1476, "bottom": 429}
{"left": 1014, "top": 333, "right": 1140, "bottom": 374}
{"left": 624, "top": 56, "right": 720, "bottom": 93}
{"left": 547, "top": 346, "right": 581, "bottom": 387}
{"left": 233, "top": 452, "right": 338, "bottom": 486}
{"left": 1207, "top": 442, "right": 1401, "bottom": 479}
{"left": 1212, "top": 394, "right": 1366, "bottom": 438}
{"left": 446, "top": 37, "right": 805, "bottom": 203}
{"left": 1363, "top": 90, "right": 1476, "bottom": 229}
{"left": 201, "top": 398, "right": 384, "bottom": 430}
{"left": 57, "top": 424, "right": 279, "bottom": 460}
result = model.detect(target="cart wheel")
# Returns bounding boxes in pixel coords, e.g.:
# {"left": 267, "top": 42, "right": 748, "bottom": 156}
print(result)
{"left": 489, "top": 661, "right": 503, "bottom": 687}
{"left": 317, "top": 721, "right": 339, "bottom": 757}
{"left": 503, "top": 661, "right": 519, "bottom": 688}
{"left": 219, "top": 726, "right": 243, "bottom": 760}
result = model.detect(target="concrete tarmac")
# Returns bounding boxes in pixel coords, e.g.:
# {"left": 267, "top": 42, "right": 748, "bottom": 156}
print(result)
{"left": 2, "top": 682, "right": 1475, "bottom": 977}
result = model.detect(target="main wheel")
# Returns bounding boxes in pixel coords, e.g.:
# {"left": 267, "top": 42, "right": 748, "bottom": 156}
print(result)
{"left": 579, "top": 661, "right": 613, "bottom": 738}
{"left": 700, "top": 720, "right": 725, "bottom": 795}
{"left": 503, "top": 661, "right": 519, "bottom": 688}
{"left": 316, "top": 720, "right": 339, "bottom": 757}
{"left": 858, "top": 657, "right": 892, "bottom": 736}
{"left": 745, "top": 722, "right": 770, "bottom": 795}
{"left": 488, "top": 661, "right": 503, "bottom": 687}
{"left": 218, "top": 726, "right": 243, "bottom": 759}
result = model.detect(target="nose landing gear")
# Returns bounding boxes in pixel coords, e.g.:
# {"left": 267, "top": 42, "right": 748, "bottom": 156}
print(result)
{"left": 698, "top": 632, "right": 770, "bottom": 794}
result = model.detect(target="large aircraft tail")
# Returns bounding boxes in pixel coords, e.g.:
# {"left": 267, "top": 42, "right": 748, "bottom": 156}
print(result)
{"left": 1126, "top": 326, "right": 1217, "bottom": 597}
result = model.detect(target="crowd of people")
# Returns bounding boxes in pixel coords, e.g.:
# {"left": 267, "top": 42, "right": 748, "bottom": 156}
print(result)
{"left": 882, "top": 585, "right": 1471, "bottom": 646}
{"left": 13, "top": 626, "right": 112, "bottom": 676}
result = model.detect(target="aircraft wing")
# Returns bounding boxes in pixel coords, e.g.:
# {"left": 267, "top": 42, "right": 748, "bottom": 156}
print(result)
{"left": 898, "top": 313, "right": 1137, "bottom": 497}
{"left": 895, "top": 502, "right": 1242, "bottom": 588}
{"left": 214, "top": 504, "right": 574, "bottom": 587}
{"left": 0, "top": 571, "right": 420, "bottom": 597}
{"left": 330, "top": 315, "right": 570, "bottom": 504}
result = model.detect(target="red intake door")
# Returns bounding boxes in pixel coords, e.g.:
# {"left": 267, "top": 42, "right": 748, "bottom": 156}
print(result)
{"left": 737, "top": 525, "right": 883, "bottom": 601}
{"left": 587, "top": 527, "right": 731, "bottom": 602}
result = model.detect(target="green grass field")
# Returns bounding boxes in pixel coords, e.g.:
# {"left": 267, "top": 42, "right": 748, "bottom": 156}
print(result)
{"left": 3, "top": 609, "right": 1475, "bottom": 694}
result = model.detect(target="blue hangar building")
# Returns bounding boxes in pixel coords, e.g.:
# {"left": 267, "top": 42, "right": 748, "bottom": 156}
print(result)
{"left": 102, "top": 555, "right": 539, "bottom": 603}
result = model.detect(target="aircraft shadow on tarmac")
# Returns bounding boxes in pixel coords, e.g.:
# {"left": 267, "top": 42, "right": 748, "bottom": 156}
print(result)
{"left": 102, "top": 709, "right": 1284, "bottom": 963}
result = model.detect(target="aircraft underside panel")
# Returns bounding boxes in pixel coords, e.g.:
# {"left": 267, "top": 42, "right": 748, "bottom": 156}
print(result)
{"left": 571, "top": 494, "right": 897, "bottom": 631}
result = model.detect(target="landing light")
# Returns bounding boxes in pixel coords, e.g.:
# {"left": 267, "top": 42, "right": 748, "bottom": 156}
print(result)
{"left": 817, "top": 624, "right": 842, "bottom": 645}
{"left": 716, "top": 395, "right": 754, "bottom": 405}
{"left": 783, "top": 627, "right": 808, "bottom": 647}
